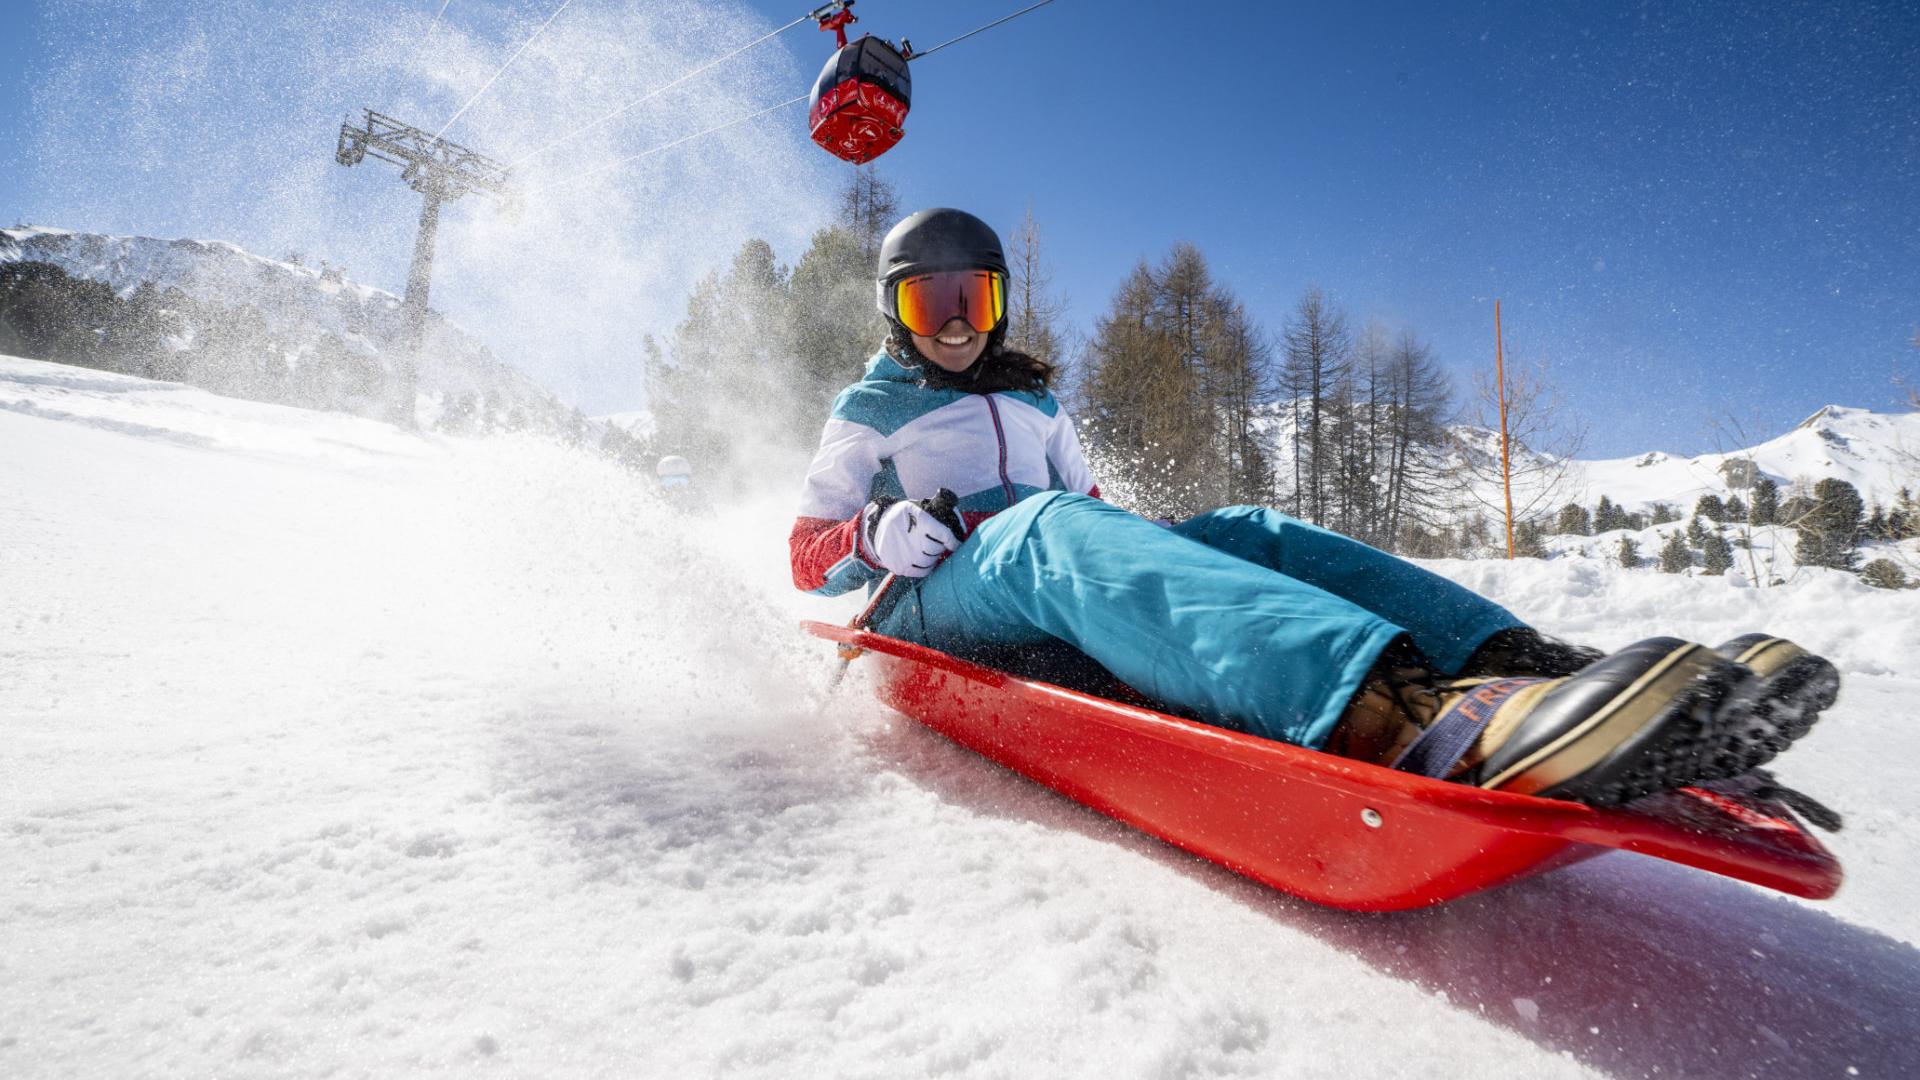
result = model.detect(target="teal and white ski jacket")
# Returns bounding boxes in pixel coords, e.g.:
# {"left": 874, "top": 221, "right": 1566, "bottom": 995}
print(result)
{"left": 790, "top": 349, "right": 1100, "bottom": 595}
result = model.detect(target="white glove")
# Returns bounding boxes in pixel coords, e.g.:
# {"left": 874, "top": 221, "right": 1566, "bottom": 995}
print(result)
{"left": 862, "top": 497, "right": 962, "bottom": 577}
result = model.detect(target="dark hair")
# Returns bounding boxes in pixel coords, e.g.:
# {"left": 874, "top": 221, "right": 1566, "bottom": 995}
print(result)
{"left": 885, "top": 321, "right": 1055, "bottom": 395}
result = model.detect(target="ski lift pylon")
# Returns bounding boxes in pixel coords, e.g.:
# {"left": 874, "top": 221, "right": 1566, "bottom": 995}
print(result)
{"left": 807, "top": 1, "right": 912, "bottom": 164}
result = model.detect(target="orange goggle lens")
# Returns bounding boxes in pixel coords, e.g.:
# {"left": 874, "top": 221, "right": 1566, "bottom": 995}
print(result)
{"left": 893, "top": 270, "right": 1006, "bottom": 338}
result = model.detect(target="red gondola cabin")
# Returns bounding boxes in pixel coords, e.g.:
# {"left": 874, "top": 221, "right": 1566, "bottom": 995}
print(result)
{"left": 808, "top": 34, "right": 912, "bottom": 164}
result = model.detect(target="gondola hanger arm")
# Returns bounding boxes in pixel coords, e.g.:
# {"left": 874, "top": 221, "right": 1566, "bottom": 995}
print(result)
{"left": 810, "top": 0, "right": 858, "bottom": 48}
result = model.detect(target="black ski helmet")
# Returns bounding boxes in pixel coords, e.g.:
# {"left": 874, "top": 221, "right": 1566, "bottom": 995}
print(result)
{"left": 875, "top": 208, "right": 1008, "bottom": 319}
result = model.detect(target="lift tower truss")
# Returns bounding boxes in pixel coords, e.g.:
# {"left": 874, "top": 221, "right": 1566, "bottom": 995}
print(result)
{"left": 336, "top": 109, "right": 512, "bottom": 423}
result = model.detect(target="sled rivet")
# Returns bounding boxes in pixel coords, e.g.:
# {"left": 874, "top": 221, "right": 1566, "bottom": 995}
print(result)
{"left": 1360, "top": 808, "right": 1383, "bottom": 829}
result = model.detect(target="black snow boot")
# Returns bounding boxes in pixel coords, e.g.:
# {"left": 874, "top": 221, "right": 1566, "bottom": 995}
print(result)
{"left": 1332, "top": 638, "right": 1761, "bottom": 806}
{"left": 1456, "top": 626, "right": 1605, "bottom": 679}
{"left": 1700, "top": 634, "right": 1841, "bottom": 780}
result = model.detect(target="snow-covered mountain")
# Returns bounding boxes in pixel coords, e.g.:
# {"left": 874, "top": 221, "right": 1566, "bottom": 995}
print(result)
{"left": 0, "top": 225, "right": 577, "bottom": 430}
{"left": 1568, "top": 405, "right": 1920, "bottom": 513}
{"left": 1264, "top": 398, "right": 1918, "bottom": 521}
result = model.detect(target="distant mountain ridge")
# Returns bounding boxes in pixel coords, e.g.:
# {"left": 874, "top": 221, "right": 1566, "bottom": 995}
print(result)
{"left": 1453, "top": 404, "right": 1920, "bottom": 515}
{"left": 0, "top": 225, "right": 576, "bottom": 431}
{"left": 1256, "top": 395, "right": 1917, "bottom": 529}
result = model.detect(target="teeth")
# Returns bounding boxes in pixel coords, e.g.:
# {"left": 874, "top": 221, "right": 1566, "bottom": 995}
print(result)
{"left": 937, "top": 335, "right": 970, "bottom": 346}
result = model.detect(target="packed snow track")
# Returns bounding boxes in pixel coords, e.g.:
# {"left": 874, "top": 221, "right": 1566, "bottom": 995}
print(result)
{"left": 4, "top": 356, "right": 1918, "bottom": 1078}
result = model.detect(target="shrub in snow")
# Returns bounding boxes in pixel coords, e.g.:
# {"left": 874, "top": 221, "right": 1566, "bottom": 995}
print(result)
{"left": 1659, "top": 532, "right": 1692, "bottom": 574}
{"left": 1554, "top": 502, "right": 1591, "bottom": 536}
{"left": 1513, "top": 518, "right": 1548, "bottom": 558}
{"left": 1701, "top": 531, "right": 1733, "bottom": 576}
{"left": 1719, "top": 457, "right": 1757, "bottom": 490}
{"left": 1617, "top": 536, "right": 1640, "bottom": 568}
{"left": 1861, "top": 558, "right": 1911, "bottom": 590}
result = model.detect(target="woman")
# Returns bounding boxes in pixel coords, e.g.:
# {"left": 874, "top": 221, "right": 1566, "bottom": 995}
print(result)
{"left": 790, "top": 209, "right": 1837, "bottom": 807}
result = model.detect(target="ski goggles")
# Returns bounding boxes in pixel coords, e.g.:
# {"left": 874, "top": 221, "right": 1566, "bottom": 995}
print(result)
{"left": 888, "top": 269, "right": 1007, "bottom": 338}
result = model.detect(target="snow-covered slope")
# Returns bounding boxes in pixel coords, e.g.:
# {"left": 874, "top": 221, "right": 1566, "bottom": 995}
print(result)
{"left": 1, "top": 225, "right": 574, "bottom": 429}
{"left": 1571, "top": 405, "right": 1920, "bottom": 512}
{"left": 5, "top": 353, "right": 1919, "bottom": 1078}
{"left": 1261, "top": 398, "right": 1918, "bottom": 523}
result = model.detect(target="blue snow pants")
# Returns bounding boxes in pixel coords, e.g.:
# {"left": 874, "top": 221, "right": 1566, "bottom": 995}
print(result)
{"left": 870, "top": 492, "right": 1524, "bottom": 750}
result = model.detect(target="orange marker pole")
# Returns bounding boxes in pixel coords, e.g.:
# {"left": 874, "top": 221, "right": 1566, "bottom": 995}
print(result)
{"left": 1496, "top": 299, "right": 1515, "bottom": 560}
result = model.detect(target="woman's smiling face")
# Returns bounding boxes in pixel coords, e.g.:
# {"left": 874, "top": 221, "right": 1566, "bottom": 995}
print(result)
{"left": 912, "top": 316, "right": 990, "bottom": 373}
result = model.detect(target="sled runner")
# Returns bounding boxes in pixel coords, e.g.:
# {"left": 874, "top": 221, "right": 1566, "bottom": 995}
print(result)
{"left": 805, "top": 621, "right": 1843, "bottom": 912}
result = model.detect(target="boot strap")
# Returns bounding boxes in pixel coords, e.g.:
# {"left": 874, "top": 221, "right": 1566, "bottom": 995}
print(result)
{"left": 1391, "top": 679, "right": 1533, "bottom": 779}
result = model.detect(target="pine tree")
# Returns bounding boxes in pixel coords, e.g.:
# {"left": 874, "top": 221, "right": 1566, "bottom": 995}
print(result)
{"left": 1891, "top": 488, "right": 1918, "bottom": 540}
{"left": 1693, "top": 493, "right": 1727, "bottom": 522}
{"left": 0, "top": 260, "right": 124, "bottom": 370}
{"left": 1701, "top": 530, "right": 1733, "bottom": 575}
{"left": 1749, "top": 476, "right": 1780, "bottom": 524}
{"left": 1724, "top": 493, "right": 1748, "bottom": 522}
{"left": 1794, "top": 478, "right": 1865, "bottom": 570}
{"left": 1617, "top": 535, "right": 1640, "bottom": 568}
{"left": 1865, "top": 504, "right": 1890, "bottom": 541}
{"left": 788, "top": 225, "right": 877, "bottom": 431}
{"left": 1650, "top": 502, "right": 1680, "bottom": 526}
{"left": 1593, "top": 494, "right": 1631, "bottom": 532}
{"left": 1513, "top": 518, "right": 1548, "bottom": 558}
{"left": 647, "top": 239, "right": 798, "bottom": 483}
{"left": 1659, "top": 531, "right": 1692, "bottom": 573}
{"left": 1686, "top": 514, "right": 1708, "bottom": 546}
{"left": 1554, "top": 502, "right": 1592, "bottom": 536}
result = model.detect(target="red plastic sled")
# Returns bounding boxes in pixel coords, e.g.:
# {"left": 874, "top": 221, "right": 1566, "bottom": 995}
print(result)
{"left": 806, "top": 621, "right": 1843, "bottom": 911}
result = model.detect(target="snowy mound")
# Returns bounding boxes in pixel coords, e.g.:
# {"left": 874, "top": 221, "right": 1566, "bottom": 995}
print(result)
{"left": 6, "top": 352, "right": 1920, "bottom": 1078}
{"left": 1, "top": 225, "right": 575, "bottom": 430}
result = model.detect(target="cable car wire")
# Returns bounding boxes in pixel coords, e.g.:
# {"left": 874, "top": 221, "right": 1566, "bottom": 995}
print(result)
{"left": 528, "top": 94, "right": 808, "bottom": 195}
{"left": 507, "top": 14, "right": 811, "bottom": 169}
{"left": 434, "top": 0, "right": 578, "bottom": 139}
{"left": 406, "top": 0, "right": 457, "bottom": 70}
{"left": 367, "top": 0, "right": 454, "bottom": 116}
{"left": 908, "top": 0, "right": 1060, "bottom": 60}
{"left": 525, "top": 0, "right": 1065, "bottom": 193}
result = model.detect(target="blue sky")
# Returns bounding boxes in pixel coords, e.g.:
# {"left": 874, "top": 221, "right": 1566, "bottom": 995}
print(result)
{"left": 5, "top": 0, "right": 1918, "bottom": 455}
